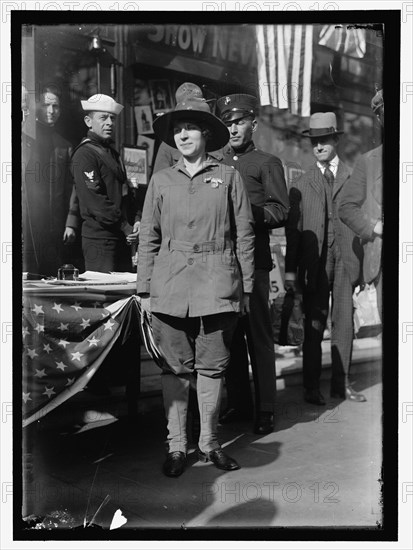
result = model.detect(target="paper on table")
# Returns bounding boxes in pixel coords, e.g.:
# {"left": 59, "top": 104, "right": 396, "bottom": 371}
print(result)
{"left": 78, "top": 271, "right": 138, "bottom": 283}
{"left": 38, "top": 271, "right": 137, "bottom": 285}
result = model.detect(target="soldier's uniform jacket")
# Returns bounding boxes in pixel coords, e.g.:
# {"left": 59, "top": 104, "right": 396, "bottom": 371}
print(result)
{"left": 70, "top": 130, "right": 131, "bottom": 240}
{"left": 136, "top": 156, "right": 255, "bottom": 318}
{"left": 221, "top": 142, "right": 289, "bottom": 271}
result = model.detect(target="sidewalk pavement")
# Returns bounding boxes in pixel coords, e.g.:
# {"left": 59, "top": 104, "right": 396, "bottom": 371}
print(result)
{"left": 21, "top": 337, "right": 382, "bottom": 532}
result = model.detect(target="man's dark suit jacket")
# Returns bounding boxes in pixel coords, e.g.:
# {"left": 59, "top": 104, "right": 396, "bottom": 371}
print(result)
{"left": 285, "top": 160, "right": 362, "bottom": 292}
{"left": 338, "top": 145, "right": 382, "bottom": 284}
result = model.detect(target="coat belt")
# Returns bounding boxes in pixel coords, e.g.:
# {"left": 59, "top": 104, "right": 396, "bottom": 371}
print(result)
{"left": 165, "top": 239, "right": 233, "bottom": 254}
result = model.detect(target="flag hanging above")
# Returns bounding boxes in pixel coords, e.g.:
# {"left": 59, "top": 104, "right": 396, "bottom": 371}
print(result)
{"left": 256, "top": 25, "right": 313, "bottom": 117}
{"left": 318, "top": 25, "right": 366, "bottom": 59}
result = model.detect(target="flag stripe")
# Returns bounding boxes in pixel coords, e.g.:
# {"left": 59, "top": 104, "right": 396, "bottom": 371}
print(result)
{"left": 302, "top": 26, "right": 313, "bottom": 117}
{"left": 256, "top": 24, "right": 313, "bottom": 117}
{"left": 318, "top": 25, "right": 366, "bottom": 58}
{"left": 287, "top": 25, "right": 295, "bottom": 112}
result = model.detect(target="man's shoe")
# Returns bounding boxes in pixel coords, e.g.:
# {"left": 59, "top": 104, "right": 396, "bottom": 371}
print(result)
{"left": 219, "top": 407, "right": 252, "bottom": 424}
{"left": 304, "top": 389, "right": 326, "bottom": 406}
{"left": 197, "top": 447, "right": 240, "bottom": 471}
{"left": 253, "top": 412, "right": 274, "bottom": 435}
{"left": 162, "top": 451, "right": 187, "bottom": 477}
{"left": 330, "top": 386, "right": 367, "bottom": 402}
{"left": 345, "top": 386, "right": 367, "bottom": 402}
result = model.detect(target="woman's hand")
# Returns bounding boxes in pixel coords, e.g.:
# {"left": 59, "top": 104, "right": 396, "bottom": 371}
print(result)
{"left": 240, "top": 293, "right": 251, "bottom": 316}
{"left": 140, "top": 294, "right": 151, "bottom": 319}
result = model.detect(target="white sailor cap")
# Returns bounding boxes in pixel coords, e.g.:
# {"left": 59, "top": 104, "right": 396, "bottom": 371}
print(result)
{"left": 81, "top": 94, "right": 124, "bottom": 115}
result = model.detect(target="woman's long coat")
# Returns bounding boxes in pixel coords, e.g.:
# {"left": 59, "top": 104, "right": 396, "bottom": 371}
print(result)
{"left": 136, "top": 156, "right": 255, "bottom": 318}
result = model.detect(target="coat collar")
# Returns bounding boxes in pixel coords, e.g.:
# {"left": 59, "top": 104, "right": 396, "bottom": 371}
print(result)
{"left": 224, "top": 140, "right": 256, "bottom": 159}
{"left": 173, "top": 155, "right": 220, "bottom": 178}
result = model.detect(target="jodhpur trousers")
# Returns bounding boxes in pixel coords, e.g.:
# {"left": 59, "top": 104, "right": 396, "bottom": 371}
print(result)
{"left": 152, "top": 312, "right": 238, "bottom": 454}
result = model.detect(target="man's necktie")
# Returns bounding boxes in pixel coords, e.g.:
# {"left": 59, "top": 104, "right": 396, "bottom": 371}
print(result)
{"left": 324, "top": 163, "right": 334, "bottom": 185}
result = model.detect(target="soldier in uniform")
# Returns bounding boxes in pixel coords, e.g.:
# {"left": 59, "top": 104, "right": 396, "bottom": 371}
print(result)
{"left": 216, "top": 94, "right": 290, "bottom": 435}
{"left": 71, "top": 94, "right": 140, "bottom": 272}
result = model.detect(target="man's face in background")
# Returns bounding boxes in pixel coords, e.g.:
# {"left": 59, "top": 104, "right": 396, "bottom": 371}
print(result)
{"left": 37, "top": 92, "right": 61, "bottom": 127}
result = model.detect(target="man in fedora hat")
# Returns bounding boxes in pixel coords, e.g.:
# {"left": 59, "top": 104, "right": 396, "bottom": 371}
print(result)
{"left": 216, "top": 93, "right": 289, "bottom": 434}
{"left": 137, "top": 94, "right": 254, "bottom": 476}
{"left": 71, "top": 94, "right": 140, "bottom": 272}
{"left": 339, "top": 89, "right": 383, "bottom": 320}
{"left": 285, "top": 112, "right": 365, "bottom": 405}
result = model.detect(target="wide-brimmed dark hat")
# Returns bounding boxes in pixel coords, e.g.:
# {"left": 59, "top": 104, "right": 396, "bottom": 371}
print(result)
{"left": 302, "top": 112, "right": 344, "bottom": 138}
{"left": 152, "top": 97, "right": 229, "bottom": 152}
{"left": 216, "top": 93, "right": 258, "bottom": 123}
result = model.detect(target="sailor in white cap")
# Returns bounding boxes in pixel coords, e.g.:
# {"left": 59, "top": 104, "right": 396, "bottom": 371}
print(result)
{"left": 70, "top": 94, "right": 140, "bottom": 272}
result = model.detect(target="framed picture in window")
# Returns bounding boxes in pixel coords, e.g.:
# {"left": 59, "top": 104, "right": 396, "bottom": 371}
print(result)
{"left": 122, "top": 145, "right": 148, "bottom": 187}
{"left": 134, "top": 105, "right": 153, "bottom": 135}
{"left": 137, "top": 135, "right": 155, "bottom": 167}
{"left": 149, "top": 79, "right": 173, "bottom": 113}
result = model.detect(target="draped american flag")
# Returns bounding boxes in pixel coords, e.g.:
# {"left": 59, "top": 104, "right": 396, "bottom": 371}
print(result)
{"left": 256, "top": 25, "right": 313, "bottom": 117}
{"left": 318, "top": 25, "right": 366, "bottom": 59}
{"left": 22, "top": 294, "right": 129, "bottom": 427}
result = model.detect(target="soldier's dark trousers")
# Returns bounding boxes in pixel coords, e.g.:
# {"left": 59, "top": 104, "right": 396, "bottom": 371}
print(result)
{"left": 224, "top": 269, "right": 277, "bottom": 415}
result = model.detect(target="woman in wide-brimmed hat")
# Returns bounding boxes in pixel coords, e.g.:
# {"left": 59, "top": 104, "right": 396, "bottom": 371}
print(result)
{"left": 136, "top": 97, "right": 255, "bottom": 477}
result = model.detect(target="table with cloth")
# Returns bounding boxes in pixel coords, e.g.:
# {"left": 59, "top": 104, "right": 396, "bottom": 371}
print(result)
{"left": 21, "top": 280, "right": 161, "bottom": 428}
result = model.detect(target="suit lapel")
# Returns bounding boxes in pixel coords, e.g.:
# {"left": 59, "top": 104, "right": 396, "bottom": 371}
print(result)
{"left": 333, "top": 160, "right": 350, "bottom": 199}
{"left": 308, "top": 164, "right": 325, "bottom": 199}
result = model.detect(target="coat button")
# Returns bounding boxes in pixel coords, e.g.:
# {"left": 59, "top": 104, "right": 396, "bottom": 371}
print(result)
{"left": 189, "top": 187, "right": 195, "bottom": 194}
{"left": 188, "top": 221, "right": 194, "bottom": 228}
{"left": 188, "top": 258, "right": 194, "bottom": 265}
{"left": 193, "top": 244, "right": 199, "bottom": 252}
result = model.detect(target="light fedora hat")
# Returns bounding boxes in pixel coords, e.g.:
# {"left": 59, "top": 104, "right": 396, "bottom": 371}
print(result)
{"left": 81, "top": 94, "right": 124, "bottom": 115}
{"left": 302, "top": 112, "right": 344, "bottom": 138}
{"left": 152, "top": 97, "right": 229, "bottom": 152}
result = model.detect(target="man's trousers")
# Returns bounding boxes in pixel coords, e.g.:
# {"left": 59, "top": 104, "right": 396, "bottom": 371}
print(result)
{"left": 302, "top": 242, "right": 354, "bottom": 393}
{"left": 224, "top": 269, "right": 277, "bottom": 415}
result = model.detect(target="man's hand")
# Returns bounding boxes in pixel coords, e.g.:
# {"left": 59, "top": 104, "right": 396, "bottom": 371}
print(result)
{"left": 63, "top": 227, "right": 76, "bottom": 244}
{"left": 373, "top": 219, "right": 383, "bottom": 237}
{"left": 126, "top": 221, "right": 140, "bottom": 245}
{"left": 284, "top": 278, "right": 297, "bottom": 292}
{"left": 240, "top": 293, "right": 251, "bottom": 316}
